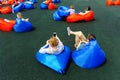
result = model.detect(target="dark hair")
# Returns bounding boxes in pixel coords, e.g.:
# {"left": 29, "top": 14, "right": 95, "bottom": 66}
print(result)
{"left": 86, "top": 6, "right": 91, "bottom": 11}
{"left": 88, "top": 34, "right": 96, "bottom": 40}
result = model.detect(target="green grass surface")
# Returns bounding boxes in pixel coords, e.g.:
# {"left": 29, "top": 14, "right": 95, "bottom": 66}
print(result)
{"left": 0, "top": 0, "right": 120, "bottom": 80}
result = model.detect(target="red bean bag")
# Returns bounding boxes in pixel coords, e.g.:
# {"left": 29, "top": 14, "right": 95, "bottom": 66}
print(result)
{"left": 66, "top": 14, "right": 84, "bottom": 23}
{"left": 44, "top": 0, "right": 52, "bottom": 5}
{"left": 114, "top": 0, "right": 120, "bottom": 5}
{"left": 2, "top": 0, "right": 15, "bottom": 5}
{"left": 106, "top": 0, "right": 114, "bottom": 6}
{"left": 48, "top": 3, "right": 57, "bottom": 10}
{"left": 0, "top": 18, "right": 16, "bottom": 32}
{"left": 2, "top": 1, "right": 9, "bottom": 5}
{"left": 19, "top": 0, "right": 24, "bottom": 2}
{"left": 83, "top": 11, "right": 94, "bottom": 21}
{"left": 0, "top": 6, "right": 12, "bottom": 14}
{"left": 9, "top": 0, "right": 16, "bottom": 5}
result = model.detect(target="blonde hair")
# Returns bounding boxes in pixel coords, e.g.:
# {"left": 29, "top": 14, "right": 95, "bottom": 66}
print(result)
{"left": 48, "top": 37, "right": 59, "bottom": 47}
{"left": 70, "top": 5, "right": 75, "bottom": 9}
{"left": 17, "top": 12, "right": 23, "bottom": 19}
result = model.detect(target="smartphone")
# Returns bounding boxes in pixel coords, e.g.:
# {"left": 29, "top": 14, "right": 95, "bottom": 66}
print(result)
{"left": 53, "top": 32, "right": 57, "bottom": 37}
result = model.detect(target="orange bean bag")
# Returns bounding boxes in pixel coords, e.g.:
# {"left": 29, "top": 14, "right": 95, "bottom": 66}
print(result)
{"left": 48, "top": 3, "right": 57, "bottom": 10}
{"left": 106, "top": 0, "right": 114, "bottom": 6}
{"left": 19, "top": 0, "right": 24, "bottom": 2}
{"left": 83, "top": 11, "right": 94, "bottom": 21}
{"left": 44, "top": 0, "right": 52, "bottom": 5}
{"left": 0, "top": 18, "right": 16, "bottom": 32}
{"left": 0, "top": 6, "right": 12, "bottom": 14}
{"left": 114, "top": 0, "right": 120, "bottom": 5}
{"left": 66, "top": 14, "right": 84, "bottom": 23}
{"left": 2, "top": 1, "right": 9, "bottom": 5}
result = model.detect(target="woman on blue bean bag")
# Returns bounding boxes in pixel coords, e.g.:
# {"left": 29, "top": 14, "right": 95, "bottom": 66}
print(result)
{"left": 12, "top": 2, "right": 24, "bottom": 13}
{"left": 13, "top": 12, "right": 32, "bottom": 32}
{"left": 67, "top": 27, "right": 106, "bottom": 69}
{"left": 36, "top": 33, "right": 71, "bottom": 74}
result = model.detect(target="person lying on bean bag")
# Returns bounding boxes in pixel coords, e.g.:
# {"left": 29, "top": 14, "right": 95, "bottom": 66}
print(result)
{"left": 67, "top": 6, "right": 94, "bottom": 22}
{"left": 79, "top": 6, "right": 94, "bottom": 21}
{"left": 67, "top": 27, "right": 106, "bottom": 69}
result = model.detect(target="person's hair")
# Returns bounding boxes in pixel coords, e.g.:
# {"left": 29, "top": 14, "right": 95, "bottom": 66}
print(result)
{"left": 86, "top": 6, "right": 91, "bottom": 11}
{"left": 48, "top": 37, "right": 59, "bottom": 47}
{"left": 17, "top": 12, "right": 23, "bottom": 19}
{"left": 87, "top": 34, "right": 96, "bottom": 40}
{"left": 70, "top": 5, "right": 75, "bottom": 9}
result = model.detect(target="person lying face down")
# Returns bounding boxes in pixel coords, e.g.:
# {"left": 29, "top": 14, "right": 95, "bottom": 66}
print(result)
{"left": 39, "top": 32, "right": 64, "bottom": 55}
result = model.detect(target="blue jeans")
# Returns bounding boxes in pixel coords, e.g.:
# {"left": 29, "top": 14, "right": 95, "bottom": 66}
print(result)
{"left": 77, "top": 42, "right": 87, "bottom": 51}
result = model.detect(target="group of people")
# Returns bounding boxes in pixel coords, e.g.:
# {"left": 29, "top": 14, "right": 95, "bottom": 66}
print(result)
{"left": 39, "top": 27, "right": 96, "bottom": 55}
{"left": 67, "top": 5, "right": 92, "bottom": 15}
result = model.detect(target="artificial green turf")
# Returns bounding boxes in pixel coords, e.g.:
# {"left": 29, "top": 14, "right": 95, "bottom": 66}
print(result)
{"left": 0, "top": 0, "right": 120, "bottom": 80}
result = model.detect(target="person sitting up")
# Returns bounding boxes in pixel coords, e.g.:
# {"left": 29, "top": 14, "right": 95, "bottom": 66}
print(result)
{"left": 79, "top": 6, "right": 92, "bottom": 15}
{"left": 67, "top": 5, "right": 76, "bottom": 15}
{"left": 16, "top": 12, "right": 29, "bottom": 21}
{"left": 39, "top": 32, "right": 64, "bottom": 55}
{"left": 67, "top": 27, "right": 96, "bottom": 50}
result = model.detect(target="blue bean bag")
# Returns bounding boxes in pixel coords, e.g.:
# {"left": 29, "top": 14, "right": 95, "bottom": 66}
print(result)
{"left": 30, "top": 0, "right": 37, "bottom": 3}
{"left": 40, "top": 3, "right": 48, "bottom": 9}
{"left": 35, "top": 46, "right": 71, "bottom": 74}
{"left": 53, "top": 11, "right": 64, "bottom": 21}
{"left": 57, "top": 6, "right": 70, "bottom": 17}
{"left": 24, "top": 3, "right": 34, "bottom": 9}
{"left": 13, "top": 18, "right": 33, "bottom": 32}
{"left": 72, "top": 39, "right": 106, "bottom": 69}
{"left": 52, "top": 0, "right": 60, "bottom": 3}
{"left": 12, "top": 2, "right": 24, "bottom": 13}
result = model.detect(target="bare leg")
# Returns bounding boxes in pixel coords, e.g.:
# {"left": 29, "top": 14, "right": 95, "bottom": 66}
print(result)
{"left": 67, "top": 27, "right": 87, "bottom": 48}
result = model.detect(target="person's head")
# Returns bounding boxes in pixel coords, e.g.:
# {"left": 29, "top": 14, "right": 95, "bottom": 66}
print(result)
{"left": 87, "top": 34, "right": 96, "bottom": 40}
{"left": 48, "top": 36, "right": 59, "bottom": 47}
{"left": 70, "top": 5, "right": 75, "bottom": 9}
{"left": 86, "top": 6, "right": 91, "bottom": 11}
{"left": 17, "top": 12, "right": 23, "bottom": 19}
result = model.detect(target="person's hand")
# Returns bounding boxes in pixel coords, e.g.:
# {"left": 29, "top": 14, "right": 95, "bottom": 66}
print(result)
{"left": 46, "top": 40, "right": 49, "bottom": 44}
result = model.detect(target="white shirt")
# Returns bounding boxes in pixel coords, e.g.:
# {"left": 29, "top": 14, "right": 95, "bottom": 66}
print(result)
{"left": 39, "top": 37, "right": 64, "bottom": 55}
{"left": 67, "top": 9, "right": 75, "bottom": 15}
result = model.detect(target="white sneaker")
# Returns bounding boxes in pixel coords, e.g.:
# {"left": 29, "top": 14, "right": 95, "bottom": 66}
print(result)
{"left": 67, "top": 27, "right": 71, "bottom": 36}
